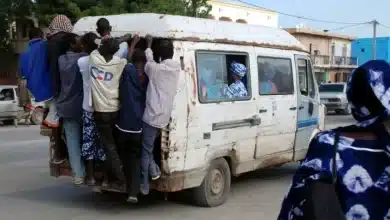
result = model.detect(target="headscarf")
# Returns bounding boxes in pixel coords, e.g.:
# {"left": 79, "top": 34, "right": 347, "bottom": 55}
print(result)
{"left": 48, "top": 15, "right": 73, "bottom": 35}
{"left": 230, "top": 62, "right": 247, "bottom": 78}
{"left": 347, "top": 60, "right": 390, "bottom": 127}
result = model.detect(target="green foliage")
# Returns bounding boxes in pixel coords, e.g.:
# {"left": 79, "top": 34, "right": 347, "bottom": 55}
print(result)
{"left": 1, "top": 0, "right": 211, "bottom": 52}
{"left": 0, "top": 0, "right": 33, "bottom": 52}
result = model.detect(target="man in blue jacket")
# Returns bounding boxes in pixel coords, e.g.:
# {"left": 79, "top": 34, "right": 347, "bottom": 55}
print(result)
{"left": 19, "top": 27, "right": 53, "bottom": 104}
{"left": 115, "top": 35, "right": 148, "bottom": 204}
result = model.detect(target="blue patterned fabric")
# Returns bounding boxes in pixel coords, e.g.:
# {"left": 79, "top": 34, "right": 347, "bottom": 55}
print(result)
{"left": 225, "top": 81, "right": 248, "bottom": 98}
{"left": 278, "top": 60, "right": 390, "bottom": 220}
{"left": 81, "top": 111, "right": 106, "bottom": 161}
{"left": 230, "top": 62, "right": 247, "bottom": 78}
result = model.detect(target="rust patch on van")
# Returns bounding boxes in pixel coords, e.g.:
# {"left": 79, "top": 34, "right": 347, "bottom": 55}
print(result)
{"left": 189, "top": 61, "right": 197, "bottom": 98}
{"left": 152, "top": 172, "right": 185, "bottom": 192}
{"left": 259, "top": 155, "right": 292, "bottom": 168}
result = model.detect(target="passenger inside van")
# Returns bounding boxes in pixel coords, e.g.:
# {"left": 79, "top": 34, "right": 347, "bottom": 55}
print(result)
{"left": 199, "top": 67, "right": 224, "bottom": 100}
{"left": 224, "top": 62, "right": 248, "bottom": 98}
{"left": 259, "top": 62, "right": 278, "bottom": 94}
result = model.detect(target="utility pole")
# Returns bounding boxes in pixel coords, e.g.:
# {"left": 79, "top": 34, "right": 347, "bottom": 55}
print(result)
{"left": 372, "top": 19, "right": 378, "bottom": 60}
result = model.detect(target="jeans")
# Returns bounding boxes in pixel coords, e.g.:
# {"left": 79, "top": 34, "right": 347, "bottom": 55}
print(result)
{"left": 63, "top": 118, "right": 84, "bottom": 179}
{"left": 116, "top": 130, "right": 141, "bottom": 197}
{"left": 140, "top": 122, "right": 161, "bottom": 192}
{"left": 94, "top": 112, "right": 125, "bottom": 182}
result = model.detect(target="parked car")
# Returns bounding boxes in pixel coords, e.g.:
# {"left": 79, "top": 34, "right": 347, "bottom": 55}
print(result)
{"left": 0, "top": 85, "right": 20, "bottom": 125}
{"left": 319, "top": 82, "right": 350, "bottom": 114}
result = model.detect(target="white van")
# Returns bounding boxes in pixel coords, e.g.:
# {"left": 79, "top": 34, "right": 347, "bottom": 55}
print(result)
{"left": 48, "top": 13, "right": 325, "bottom": 207}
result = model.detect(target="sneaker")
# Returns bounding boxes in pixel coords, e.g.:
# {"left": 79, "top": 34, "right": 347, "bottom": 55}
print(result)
{"left": 140, "top": 184, "right": 150, "bottom": 195}
{"left": 52, "top": 158, "right": 66, "bottom": 165}
{"left": 74, "top": 177, "right": 84, "bottom": 186}
{"left": 127, "top": 196, "right": 138, "bottom": 204}
{"left": 101, "top": 180, "right": 109, "bottom": 189}
{"left": 91, "top": 186, "right": 101, "bottom": 193}
{"left": 150, "top": 162, "right": 161, "bottom": 180}
{"left": 86, "top": 178, "right": 96, "bottom": 186}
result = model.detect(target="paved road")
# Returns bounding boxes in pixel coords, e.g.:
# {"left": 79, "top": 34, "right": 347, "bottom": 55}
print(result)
{"left": 0, "top": 115, "right": 355, "bottom": 220}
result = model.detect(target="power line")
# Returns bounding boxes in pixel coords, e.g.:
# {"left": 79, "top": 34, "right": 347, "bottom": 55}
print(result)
{"left": 325, "top": 22, "right": 371, "bottom": 32}
{"left": 232, "top": 0, "right": 367, "bottom": 25}
{"left": 378, "top": 23, "right": 390, "bottom": 29}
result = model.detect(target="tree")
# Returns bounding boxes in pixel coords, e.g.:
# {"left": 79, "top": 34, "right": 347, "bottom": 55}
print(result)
{"left": 0, "top": 0, "right": 33, "bottom": 52}
{"left": 184, "top": 0, "right": 211, "bottom": 18}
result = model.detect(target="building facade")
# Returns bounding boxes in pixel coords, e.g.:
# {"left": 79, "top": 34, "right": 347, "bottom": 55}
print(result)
{"left": 207, "top": 0, "right": 278, "bottom": 27}
{"left": 285, "top": 28, "right": 358, "bottom": 83}
{"left": 352, "top": 37, "right": 390, "bottom": 65}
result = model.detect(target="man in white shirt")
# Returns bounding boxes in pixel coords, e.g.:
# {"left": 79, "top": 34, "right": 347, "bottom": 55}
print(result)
{"left": 140, "top": 35, "right": 180, "bottom": 195}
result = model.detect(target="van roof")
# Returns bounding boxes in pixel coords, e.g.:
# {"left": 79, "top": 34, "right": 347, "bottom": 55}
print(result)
{"left": 73, "top": 13, "right": 307, "bottom": 52}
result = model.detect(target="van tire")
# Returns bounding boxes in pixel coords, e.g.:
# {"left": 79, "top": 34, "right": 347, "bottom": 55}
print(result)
{"left": 192, "top": 158, "right": 231, "bottom": 207}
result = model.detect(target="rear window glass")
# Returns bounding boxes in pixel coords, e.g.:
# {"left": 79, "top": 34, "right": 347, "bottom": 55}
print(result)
{"left": 0, "top": 88, "right": 15, "bottom": 101}
{"left": 319, "top": 84, "right": 344, "bottom": 92}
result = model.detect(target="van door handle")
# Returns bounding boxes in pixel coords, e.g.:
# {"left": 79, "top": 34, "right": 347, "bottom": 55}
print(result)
{"left": 259, "top": 109, "right": 267, "bottom": 113}
{"left": 248, "top": 116, "right": 261, "bottom": 126}
{"left": 289, "top": 107, "right": 297, "bottom": 110}
{"left": 299, "top": 106, "right": 304, "bottom": 110}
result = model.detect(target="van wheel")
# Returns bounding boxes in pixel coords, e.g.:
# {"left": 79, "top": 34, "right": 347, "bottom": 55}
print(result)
{"left": 192, "top": 158, "right": 231, "bottom": 207}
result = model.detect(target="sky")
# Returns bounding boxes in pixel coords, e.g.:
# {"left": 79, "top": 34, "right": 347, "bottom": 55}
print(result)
{"left": 234, "top": 0, "right": 390, "bottom": 38}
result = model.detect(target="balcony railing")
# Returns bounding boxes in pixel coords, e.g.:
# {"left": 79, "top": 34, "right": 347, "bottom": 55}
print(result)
{"left": 311, "top": 55, "right": 358, "bottom": 67}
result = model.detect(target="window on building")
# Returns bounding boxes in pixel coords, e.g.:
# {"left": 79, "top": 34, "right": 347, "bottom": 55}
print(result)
{"left": 267, "top": 16, "right": 271, "bottom": 20}
{"left": 196, "top": 52, "right": 251, "bottom": 103}
{"left": 258, "top": 57, "right": 294, "bottom": 95}
{"left": 297, "top": 58, "right": 315, "bottom": 98}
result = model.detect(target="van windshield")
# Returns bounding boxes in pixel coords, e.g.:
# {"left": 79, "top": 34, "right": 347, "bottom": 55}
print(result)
{"left": 319, "top": 84, "right": 344, "bottom": 93}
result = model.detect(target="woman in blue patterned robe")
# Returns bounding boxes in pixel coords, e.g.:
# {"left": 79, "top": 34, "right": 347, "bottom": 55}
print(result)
{"left": 278, "top": 60, "right": 390, "bottom": 220}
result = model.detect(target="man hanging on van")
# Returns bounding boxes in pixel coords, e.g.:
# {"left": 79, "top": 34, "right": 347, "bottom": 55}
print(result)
{"left": 89, "top": 38, "right": 127, "bottom": 184}
{"left": 78, "top": 32, "right": 106, "bottom": 186}
{"left": 116, "top": 35, "right": 148, "bottom": 203}
{"left": 56, "top": 33, "right": 86, "bottom": 185}
{"left": 19, "top": 28, "right": 51, "bottom": 108}
{"left": 95, "top": 18, "right": 129, "bottom": 59}
{"left": 224, "top": 62, "right": 248, "bottom": 98}
{"left": 140, "top": 35, "right": 180, "bottom": 195}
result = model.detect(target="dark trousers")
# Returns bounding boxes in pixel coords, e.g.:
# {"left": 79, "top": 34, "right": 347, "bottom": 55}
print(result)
{"left": 94, "top": 112, "right": 124, "bottom": 182}
{"left": 116, "top": 130, "right": 141, "bottom": 197}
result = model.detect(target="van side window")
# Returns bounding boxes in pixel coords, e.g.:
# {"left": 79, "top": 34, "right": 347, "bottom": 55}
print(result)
{"left": 297, "top": 59, "right": 315, "bottom": 98}
{"left": 0, "top": 89, "right": 15, "bottom": 101}
{"left": 258, "top": 57, "right": 294, "bottom": 95}
{"left": 196, "top": 52, "right": 251, "bottom": 103}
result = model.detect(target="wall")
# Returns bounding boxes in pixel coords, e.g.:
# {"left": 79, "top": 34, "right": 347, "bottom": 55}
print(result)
{"left": 291, "top": 34, "right": 331, "bottom": 55}
{"left": 352, "top": 37, "right": 390, "bottom": 65}
{"left": 208, "top": 0, "right": 278, "bottom": 27}
{"left": 331, "top": 38, "right": 352, "bottom": 57}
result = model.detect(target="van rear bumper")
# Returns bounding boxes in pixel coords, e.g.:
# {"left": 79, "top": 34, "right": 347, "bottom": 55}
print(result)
{"left": 49, "top": 160, "right": 206, "bottom": 193}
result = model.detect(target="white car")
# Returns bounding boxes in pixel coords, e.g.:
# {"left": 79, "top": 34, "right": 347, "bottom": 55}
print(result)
{"left": 319, "top": 83, "right": 351, "bottom": 114}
